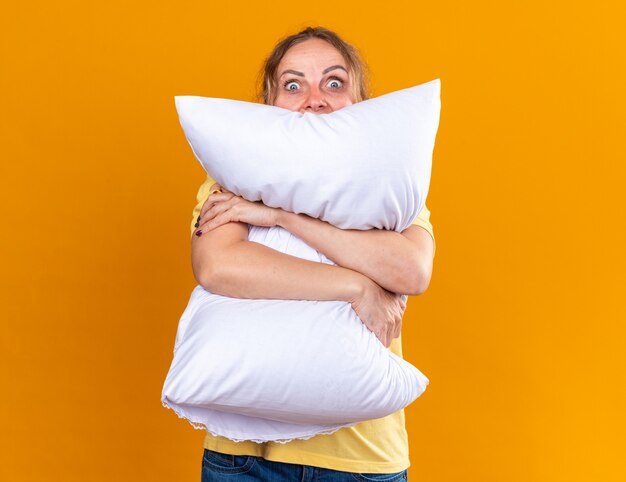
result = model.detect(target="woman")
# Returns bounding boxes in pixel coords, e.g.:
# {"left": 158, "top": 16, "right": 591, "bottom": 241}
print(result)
{"left": 190, "top": 26, "right": 435, "bottom": 482}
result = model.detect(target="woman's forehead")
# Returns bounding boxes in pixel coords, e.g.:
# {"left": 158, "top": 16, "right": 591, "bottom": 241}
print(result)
{"left": 279, "top": 40, "right": 346, "bottom": 71}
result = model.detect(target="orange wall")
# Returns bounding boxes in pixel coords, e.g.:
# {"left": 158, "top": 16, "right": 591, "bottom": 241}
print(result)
{"left": 1, "top": 1, "right": 624, "bottom": 481}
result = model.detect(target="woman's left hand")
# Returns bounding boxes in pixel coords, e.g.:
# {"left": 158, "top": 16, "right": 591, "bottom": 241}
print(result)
{"left": 196, "top": 184, "right": 280, "bottom": 234}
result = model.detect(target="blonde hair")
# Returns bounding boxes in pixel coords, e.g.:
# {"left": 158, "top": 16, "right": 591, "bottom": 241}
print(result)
{"left": 256, "top": 26, "right": 371, "bottom": 105}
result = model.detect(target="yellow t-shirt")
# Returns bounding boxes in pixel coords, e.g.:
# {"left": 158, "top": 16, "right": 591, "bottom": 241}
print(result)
{"left": 190, "top": 174, "right": 435, "bottom": 473}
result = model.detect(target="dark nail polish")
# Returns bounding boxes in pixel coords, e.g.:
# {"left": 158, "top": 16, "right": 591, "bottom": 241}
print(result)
{"left": 194, "top": 222, "right": 199, "bottom": 228}
{"left": 195, "top": 230, "right": 202, "bottom": 237}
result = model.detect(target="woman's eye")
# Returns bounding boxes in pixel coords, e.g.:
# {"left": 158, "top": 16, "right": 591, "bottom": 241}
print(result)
{"left": 285, "top": 81, "right": 299, "bottom": 91}
{"left": 327, "top": 78, "right": 343, "bottom": 89}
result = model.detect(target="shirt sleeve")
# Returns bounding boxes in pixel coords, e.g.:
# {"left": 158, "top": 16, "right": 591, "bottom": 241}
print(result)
{"left": 190, "top": 174, "right": 217, "bottom": 238}
{"left": 411, "top": 204, "right": 436, "bottom": 257}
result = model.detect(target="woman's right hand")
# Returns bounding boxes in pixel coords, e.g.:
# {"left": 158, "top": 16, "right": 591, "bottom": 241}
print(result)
{"left": 350, "top": 279, "right": 406, "bottom": 348}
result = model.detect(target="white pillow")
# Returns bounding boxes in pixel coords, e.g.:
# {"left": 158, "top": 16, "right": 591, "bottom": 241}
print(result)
{"left": 172, "top": 78, "right": 440, "bottom": 231}
{"left": 162, "top": 229, "right": 430, "bottom": 444}
{"left": 161, "top": 79, "right": 441, "bottom": 443}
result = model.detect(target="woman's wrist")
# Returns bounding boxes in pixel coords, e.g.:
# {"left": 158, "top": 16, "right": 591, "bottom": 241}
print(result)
{"left": 275, "top": 209, "right": 296, "bottom": 229}
{"left": 336, "top": 269, "right": 371, "bottom": 303}
{"left": 274, "top": 210, "right": 369, "bottom": 302}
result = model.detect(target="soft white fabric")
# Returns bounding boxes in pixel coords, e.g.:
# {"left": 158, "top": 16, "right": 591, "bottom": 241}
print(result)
{"left": 161, "top": 79, "right": 441, "bottom": 443}
{"left": 172, "top": 79, "right": 440, "bottom": 231}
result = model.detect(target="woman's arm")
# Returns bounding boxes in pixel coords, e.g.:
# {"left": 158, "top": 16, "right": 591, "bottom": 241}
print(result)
{"left": 192, "top": 187, "right": 410, "bottom": 347}
{"left": 192, "top": 221, "right": 368, "bottom": 302}
{"left": 192, "top": 220, "right": 407, "bottom": 348}
{"left": 276, "top": 212, "right": 434, "bottom": 296}
{"left": 196, "top": 187, "right": 434, "bottom": 296}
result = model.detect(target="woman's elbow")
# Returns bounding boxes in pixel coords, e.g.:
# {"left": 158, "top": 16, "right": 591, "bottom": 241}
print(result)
{"left": 405, "top": 258, "right": 433, "bottom": 296}
{"left": 191, "top": 222, "right": 249, "bottom": 291}
{"left": 193, "top": 263, "right": 213, "bottom": 292}
{"left": 192, "top": 252, "right": 221, "bottom": 292}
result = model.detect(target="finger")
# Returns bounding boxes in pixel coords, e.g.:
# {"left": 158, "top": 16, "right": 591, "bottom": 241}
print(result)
{"left": 200, "top": 192, "right": 234, "bottom": 218}
{"left": 393, "top": 320, "right": 402, "bottom": 339}
{"left": 199, "top": 199, "right": 238, "bottom": 230}
{"left": 213, "top": 191, "right": 235, "bottom": 202}
{"left": 197, "top": 210, "right": 233, "bottom": 235}
{"left": 199, "top": 199, "right": 214, "bottom": 219}
{"left": 200, "top": 201, "right": 228, "bottom": 227}
{"left": 210, "top": 182, "right": 234, "bottom": 195}
{"left": 387, "top": 314, "right": 399, "bottom": 340}
{"left": 197, "top": 207, "right": 217, "bottom": 230}
{"left": 386, "top": 324, "right": 395, "bottom": 346}
{"left": 398, "top": 308, "right": 406, "bottom": 321}
{"left": 200, "top": 196, "right": 216, "bottom": 218}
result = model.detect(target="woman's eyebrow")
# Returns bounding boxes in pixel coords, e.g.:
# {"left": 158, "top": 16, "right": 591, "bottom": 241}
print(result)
{"left": 280, "top": 69, "right": 305, "bottom": 78}
{"left": 322, "top": 65, "right": 348, "bottom": 75}
{"left": 279, "top": 65, "right": 348, "bottom": 78}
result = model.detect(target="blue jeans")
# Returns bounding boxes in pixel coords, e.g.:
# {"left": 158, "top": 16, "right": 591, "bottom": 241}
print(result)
{"left": 201, "top": 448, "right": 408, "bottom": 481}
